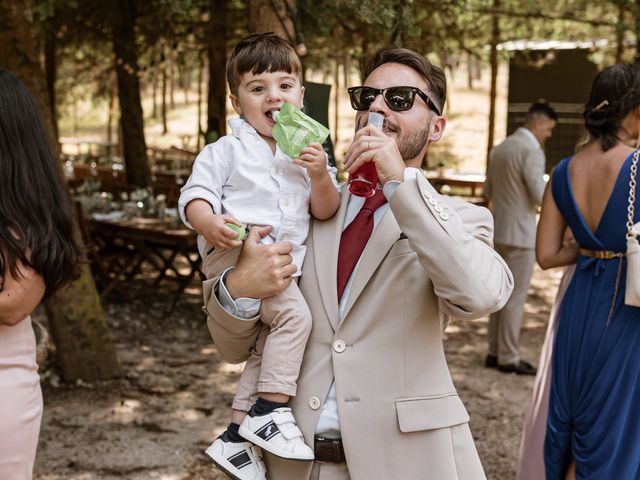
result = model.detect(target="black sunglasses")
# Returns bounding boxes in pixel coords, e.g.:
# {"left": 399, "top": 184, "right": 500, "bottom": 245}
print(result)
{"left": 347, "top": 86, "right": 441, "bottom": 115}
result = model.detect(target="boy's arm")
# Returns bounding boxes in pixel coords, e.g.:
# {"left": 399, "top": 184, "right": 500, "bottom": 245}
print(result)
{"left": 185, "top": 199, "right": 243, "bottom": 250}
{"left": 296, "top": 143, "right": 340, "bottom": 220}
{"left": 309, "top": 173, "right": 340, "bottom": 220}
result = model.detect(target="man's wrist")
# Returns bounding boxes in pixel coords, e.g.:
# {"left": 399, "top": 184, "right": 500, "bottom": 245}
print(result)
{"left": 225, "top": 269, "right": 244, "bottom": 300}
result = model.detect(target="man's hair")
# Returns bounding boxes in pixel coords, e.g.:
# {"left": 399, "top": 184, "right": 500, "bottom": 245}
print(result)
{"left": 526, "top": 102, "right": 558, "bottom": 122}
{"left": 360, "top": 47, "right": 446, "bottom": 114}
{"left": 226, "top": 33, "right": 302, "bottom": 95}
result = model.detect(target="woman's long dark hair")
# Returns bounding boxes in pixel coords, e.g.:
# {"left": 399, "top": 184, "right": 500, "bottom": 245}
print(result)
{"left": 583, "top": 64, "right": 640, "bottom": 151}
{"left": 0, "top": 69, "right": 81, "bottom": 297}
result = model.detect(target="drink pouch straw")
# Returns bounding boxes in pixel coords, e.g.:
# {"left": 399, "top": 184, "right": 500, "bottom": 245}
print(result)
{"left": 272, "top": 103, "right": 330, "bottom": 159}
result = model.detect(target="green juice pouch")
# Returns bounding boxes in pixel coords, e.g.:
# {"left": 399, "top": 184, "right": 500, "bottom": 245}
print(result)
{"left": 272, "top": 103, "right": 330, "bottom": 159}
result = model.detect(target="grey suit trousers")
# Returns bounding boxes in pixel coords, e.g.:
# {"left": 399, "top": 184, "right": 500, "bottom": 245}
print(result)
{"left": 488, "top": 243, "right": 535, "bottom": 365}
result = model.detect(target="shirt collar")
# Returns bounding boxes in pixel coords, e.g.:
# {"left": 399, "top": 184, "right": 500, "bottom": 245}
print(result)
{"left": 229, "top": 117, "right": 259, "bottom": 138}
{"left": 518, "top": 127, "right": 541, "bottom": 149}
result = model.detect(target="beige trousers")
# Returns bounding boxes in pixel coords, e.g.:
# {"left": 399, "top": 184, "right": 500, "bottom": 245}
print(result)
{"left": 310, "top": 462, "right": 351, "bottom": 480}
{"left": 488, "top": 243, "right": 536, "bottom": 365}
{"left": 202, "top": 247, "right": 312, "bottom": 411}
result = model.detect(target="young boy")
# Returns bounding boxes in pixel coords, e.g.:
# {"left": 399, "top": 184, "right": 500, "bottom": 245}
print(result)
{"left": 179, "top": 33, "right": 340, "bottom": 480}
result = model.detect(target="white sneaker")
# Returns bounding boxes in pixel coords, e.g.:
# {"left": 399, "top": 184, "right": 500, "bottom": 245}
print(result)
{"left": 204, "top": 436, "right": 266, "bottom": 480}
{"left": 239, "top": 407, "right": 314, "bottom": 461}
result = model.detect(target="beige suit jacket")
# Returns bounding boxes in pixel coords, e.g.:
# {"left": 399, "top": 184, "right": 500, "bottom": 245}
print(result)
{"left": 483, "top": 128, "right": 546, "bottom": 249}
{"left": 205, "top": 173, "right": 514, "bottom": 480}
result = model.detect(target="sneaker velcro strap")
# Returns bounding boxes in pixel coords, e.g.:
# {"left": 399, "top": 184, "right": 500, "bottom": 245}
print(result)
{"left": 277, "top": 421, "right": 304, "bottom": 440}
{"left": 272, "top": 410, "right": 297, "bottom": 426}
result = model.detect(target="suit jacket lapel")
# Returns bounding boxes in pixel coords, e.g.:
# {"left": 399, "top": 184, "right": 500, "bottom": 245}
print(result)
{"left": 312, "top": 187, "right": 350, "bottom": 331}
{"left": 340, "top": 205, "right": 402, "bottom": 324}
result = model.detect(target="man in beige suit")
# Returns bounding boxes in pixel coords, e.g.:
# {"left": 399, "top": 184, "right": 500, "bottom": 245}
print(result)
{"left": 201, "top": 47, "right": 514, "bottom": 479}
{"left": 483, "top": 102, "right": 557, "bottom": 375}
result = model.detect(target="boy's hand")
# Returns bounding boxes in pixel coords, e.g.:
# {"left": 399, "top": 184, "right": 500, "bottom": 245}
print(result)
{"left": 204, "top": 214, "right": 244, "bottom": 250}
{"left": 294, "top": 142, "right": 328, "bottom": 180}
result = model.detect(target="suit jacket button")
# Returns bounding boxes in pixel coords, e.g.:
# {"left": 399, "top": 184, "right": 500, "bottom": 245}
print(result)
{"left": 309, "top": 397, "right": 321, "bottom": 410}
{"left": 333, "top": 340, "right": 346, "bottom": 353}
{"left": 440, "top": 211, "right": 450, "bottom": 220}
{"left": 434, "top": 204, "right": 443, "bottom": 213}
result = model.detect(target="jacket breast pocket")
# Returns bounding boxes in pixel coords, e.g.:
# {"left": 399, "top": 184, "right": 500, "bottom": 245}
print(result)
{"left": 395, "top": 393, "right": 470, "bottom": 432}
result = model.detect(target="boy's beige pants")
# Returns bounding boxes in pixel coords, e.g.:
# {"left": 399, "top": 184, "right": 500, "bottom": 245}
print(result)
{"left": 201, "top": 247, "right": 312, "bottom": 411}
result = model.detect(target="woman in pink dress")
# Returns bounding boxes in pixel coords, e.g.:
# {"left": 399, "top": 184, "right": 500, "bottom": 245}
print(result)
{"left": 0, "top": 69, "right": 81, "bottom": 479}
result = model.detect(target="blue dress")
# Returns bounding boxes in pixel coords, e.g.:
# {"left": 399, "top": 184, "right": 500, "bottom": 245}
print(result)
{"left": 544, "top": 153, "right": 640, "bottom": 479}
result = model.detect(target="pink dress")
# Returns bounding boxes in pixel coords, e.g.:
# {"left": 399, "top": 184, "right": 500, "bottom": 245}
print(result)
{"left": 516, "top": 265, "right": 575, "bottom": 480}
{"left": 0, "top": 316, "right": 43, "bottom": 480}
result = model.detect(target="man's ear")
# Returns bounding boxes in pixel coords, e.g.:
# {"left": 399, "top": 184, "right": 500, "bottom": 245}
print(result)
{"left": 428, "top": 116, "right": 447, "bottom": 143}
{"left": 230, "top": 94, "right": 242, "bottom": 115}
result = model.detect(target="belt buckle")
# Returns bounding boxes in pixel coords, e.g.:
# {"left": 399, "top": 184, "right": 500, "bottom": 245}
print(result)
{"left": 314, "top": 436, "right": 344, "bottom": 464}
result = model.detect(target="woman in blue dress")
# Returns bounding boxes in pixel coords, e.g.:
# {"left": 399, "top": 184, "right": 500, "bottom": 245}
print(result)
{"left": 536, "top": 63, "right": 640, "bottom": 479}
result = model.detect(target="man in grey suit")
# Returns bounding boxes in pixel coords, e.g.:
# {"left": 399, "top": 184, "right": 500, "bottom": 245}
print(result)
{"left": 483, "top": 102, "right": 557, "bottom": 375}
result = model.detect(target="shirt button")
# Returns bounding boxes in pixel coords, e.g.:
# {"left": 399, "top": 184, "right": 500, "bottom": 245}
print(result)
{"left": 333, "top": 340, "right": 346, "bottom": 353}
{"left": 309, "top": 397, "right": 321, "bottom": 410}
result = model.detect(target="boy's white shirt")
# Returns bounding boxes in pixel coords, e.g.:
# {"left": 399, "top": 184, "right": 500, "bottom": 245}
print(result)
{"left": 179, "top": 117, "right": 339, "bottom": 274}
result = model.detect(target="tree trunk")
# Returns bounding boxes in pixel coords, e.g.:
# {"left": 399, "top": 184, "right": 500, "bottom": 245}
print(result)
{"left": 248, "top": 0, "right": 296, "bottom": 42}
{"left": 112, "top": 0, "right": 150, "bottom": 187}
{"left": 616, "top": 3, "right": 625, "bottom": 63}
{"left": 333, "top": 59, "right": 339, "bottom": 147}
{"left": 467, "top": 51, "right": 474, "bottom": 90}
{"left": 0, "top": 0, "right": 121, "bottom": 381}
{"left": 43, "top": 22, "right": 59, "bottom": 141}
{"left": 107, "top": 72, "right": 117, "bottom": 149}
{"left": 161, "top": 48, "right": 168, "bottom": 135}
{"left": 169, "top": 50, "right": 175, "bottom": 110}
{"left": 44, "top": 260, "right": 121, "bottom": 381}
{"left": 198, "top": 48, "right": 205, "bottom": 149}
{"left": 152, "top": 49, "right": 159, "bottom": 119}
{"left": 207, "top": 0, "right": 227, "bottom": 141}
{"left": 486, "top": 0, "right": 500, "bottom": 171}
{"left": 636, "top": 0, "right": 640, "bottom": 62}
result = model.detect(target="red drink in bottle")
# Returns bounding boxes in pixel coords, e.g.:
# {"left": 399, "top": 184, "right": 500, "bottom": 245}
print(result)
{"left": 347, "top": 112, "right": 384, "bottom": 198}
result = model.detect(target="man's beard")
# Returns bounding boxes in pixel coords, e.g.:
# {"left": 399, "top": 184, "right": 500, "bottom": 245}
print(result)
{"left": 395, "top": 120, "right": 431, "bottom": 161}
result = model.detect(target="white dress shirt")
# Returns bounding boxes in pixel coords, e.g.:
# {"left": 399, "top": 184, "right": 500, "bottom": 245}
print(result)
{"left": 179, "top": 118, "right": 339, "bottom": 272}
{"left": 218, "top": 167, "right": 423, "bottom": 437}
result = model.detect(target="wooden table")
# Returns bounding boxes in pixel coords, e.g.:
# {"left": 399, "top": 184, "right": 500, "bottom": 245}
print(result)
{"left": 89, "top": 216, "right": 201, "bottom": 311}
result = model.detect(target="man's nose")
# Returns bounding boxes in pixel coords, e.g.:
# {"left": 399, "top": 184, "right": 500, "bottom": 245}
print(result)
{"left": 368, "top": 92, "right": 388, "bottom": 114}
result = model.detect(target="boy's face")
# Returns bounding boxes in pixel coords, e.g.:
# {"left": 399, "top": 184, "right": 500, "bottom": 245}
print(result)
{"left": 230, "top": 70, "right": 304, "bottom": 141}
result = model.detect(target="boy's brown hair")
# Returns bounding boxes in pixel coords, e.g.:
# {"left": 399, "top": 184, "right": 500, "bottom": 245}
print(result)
{"left": 226, "top": 33, "right": 302, "bottom": 95}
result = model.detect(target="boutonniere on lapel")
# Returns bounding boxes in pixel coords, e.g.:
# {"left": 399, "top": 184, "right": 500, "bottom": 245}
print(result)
{"left": 399, "top": 232, "right": 408, "bottom": 240}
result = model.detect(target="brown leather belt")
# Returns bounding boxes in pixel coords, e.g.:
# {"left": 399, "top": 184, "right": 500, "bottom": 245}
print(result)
{"left": 314, "top": 436, "right": 346, "bottom": 463}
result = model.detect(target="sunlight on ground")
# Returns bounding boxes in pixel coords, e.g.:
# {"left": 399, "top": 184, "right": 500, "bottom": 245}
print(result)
{"left": 58, "top": 62, "right": 509, "bottom": 175}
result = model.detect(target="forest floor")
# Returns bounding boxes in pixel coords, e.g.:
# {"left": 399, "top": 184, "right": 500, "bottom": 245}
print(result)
{"left": 32, "top": 263, "right": 563, "bottom": 480}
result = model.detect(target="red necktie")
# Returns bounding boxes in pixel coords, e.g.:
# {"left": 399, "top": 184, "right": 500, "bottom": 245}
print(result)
{"left": 337, "top": 190, "right": 388, "bottom": 302}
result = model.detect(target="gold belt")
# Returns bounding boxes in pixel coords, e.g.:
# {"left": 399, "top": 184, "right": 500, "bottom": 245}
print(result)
{"left": 578, "top": 248, "right": 625, "bottom": 259}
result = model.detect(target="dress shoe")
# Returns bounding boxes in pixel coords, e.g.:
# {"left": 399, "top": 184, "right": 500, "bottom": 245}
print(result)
{"left": 485, "top": 354, "right": 498, "bottom": 369}
{"left": 497, "top": 360, "right": 537, "bottom": 376}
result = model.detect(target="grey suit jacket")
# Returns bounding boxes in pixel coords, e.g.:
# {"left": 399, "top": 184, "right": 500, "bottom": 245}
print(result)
{"left": 205, "top": 173, "right": 514, "bottom": 479}
{"left": 483, "top": 128, "right": 546, "bottom": 249}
